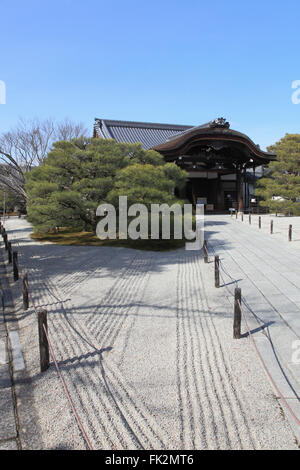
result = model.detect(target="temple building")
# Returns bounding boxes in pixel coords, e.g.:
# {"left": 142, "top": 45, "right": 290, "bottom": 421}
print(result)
{"left": 94, "top": 117, "right": 276, "bottom": 212}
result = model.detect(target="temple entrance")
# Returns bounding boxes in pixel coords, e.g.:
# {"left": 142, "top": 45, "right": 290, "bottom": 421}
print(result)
{"left": 181, "top": 173, "right": 241, "bottom": 212}
{"left": 154, "top": 118, "right": 276, "bottom": 213}
{"left": 224, "top": 190, "right": 237, "bottom": 210}
{"left": 186, "top": 178, "right": 219, "bottom": 209}
{"left": 185, "top": 174, "right": 236, "bottom": 212}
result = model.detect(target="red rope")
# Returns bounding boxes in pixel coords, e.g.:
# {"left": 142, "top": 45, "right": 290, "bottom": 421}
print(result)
{"left": 238, "top": 299, "right": 300, "bottom": 427}
{"left": 42, "top": 322, "right": 94, "bottom": 450}
{"left": 207, "top": 239, "right": 300, "bottom": 428}
{"left": 20, "top": 274, "right": 94, "bottom": 450}
{"left": 0, "top": 220, "right": 94, "bottom": 449}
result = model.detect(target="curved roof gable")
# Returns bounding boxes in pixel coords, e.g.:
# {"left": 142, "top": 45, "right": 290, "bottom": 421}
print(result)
{"left": 153, "top": 117, "right": 276, "bottom": 162}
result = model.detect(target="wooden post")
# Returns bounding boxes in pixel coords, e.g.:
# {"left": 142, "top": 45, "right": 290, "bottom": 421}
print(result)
{"left": 203, "top": 240, "right": 208, "bottom": 263}
{"left": 249, "top": 214, "right": 251, "bottom": 225}
{"left": 236, "top": 165, "right": 244, "bottom": 212}
{"left": 270, "top": 220, "right": 273, "bottom": 234}
{"left": 0, "top": 291, "right": 3, "bottom": 313}
{"left": 259, "top": 216, "right": 261, "bottom": 229}
{"left": 289, "top": 225, "right": 292, "bottom": 242}
{"left": 233, "top": 287, "right": 242, "bottom": 339}
{"left": 37, "top": 309, "right": 49, "bottom": 372}
{"left": 216, "top": 173, "right": 223, "bottom": 211}
{"left": 23, "top": 274, "right": 29, "bottom": 310}
{"left": 3, "top": 233, "right": 8, "bottom": 250}
{"left": 7, "top": 242, "right": 12, "bottom": 263}
{"left": 12, "top": 251, "right": 19, "bottom": 281}
{"left": 215, "top": 255, "right": 220, "bottom": 288}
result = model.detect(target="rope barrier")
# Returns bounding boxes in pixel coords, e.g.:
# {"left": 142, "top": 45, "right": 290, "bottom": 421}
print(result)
{"left": 218, "top": 259, "right": 238, "bottom": 286}
{"left": 41, "top": 322, "right": 94, "bottom": 450}
{"left": 23, "top": 272, "right": 94, "bottom": 450}
{"left": 0, "top": 220, "right": 94, "bottom": 450}
{"left": 237, "top": 299, "right": 300, "bottom": 427}
{"left": 24, "top": 281, "right": 93, "bottom": 450}
{"left": 206, "top": 239, "right": 300, "bottom": 428}
{"left": 235, "top": 213, "right": 300, "bottom": 239}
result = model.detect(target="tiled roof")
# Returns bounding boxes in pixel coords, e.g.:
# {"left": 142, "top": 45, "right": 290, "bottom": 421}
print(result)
{"left": 94, "top": 117, "right": 276, "bottom": 163}
{"left": 94, "top": 118, "right": 192, "bottom": 149}
{"left": 153, "top": 121, "right": 276, "bottom": 161}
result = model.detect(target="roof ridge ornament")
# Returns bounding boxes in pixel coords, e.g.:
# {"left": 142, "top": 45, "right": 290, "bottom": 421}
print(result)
{"left": 209, "top": 117, "right": 230, "bottom": 129}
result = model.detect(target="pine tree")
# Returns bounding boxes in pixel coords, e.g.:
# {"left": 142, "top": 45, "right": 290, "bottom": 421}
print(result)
{"left": 255, "top": 134, "right": 300, "bottom": 215}
{"left": 25, "top": 138, "right": 187, "bottom": 232}
{"left": 0, "top": 188, "right": 24, "bottom": 213}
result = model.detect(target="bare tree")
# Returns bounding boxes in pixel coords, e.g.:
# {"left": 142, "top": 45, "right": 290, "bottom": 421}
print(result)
{"left": 0, "top": 117, "right": 88, "bottom": 202}
{"left": 55, "top": 118, "right": 88, "bottom": 141}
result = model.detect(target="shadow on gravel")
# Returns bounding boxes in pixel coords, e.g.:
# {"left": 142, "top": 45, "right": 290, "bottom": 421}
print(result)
{"left": 49, "top": 443, "right": 80, "bottom": 450}
{"left": 9, "top": 237, "right": 233, "bottom": 281}
{"left": 220, "top": 279, "right": 243, "bottom": 287}
{"left": 240, "top": 320, "right": 275, "bottom": 338}
{"left": 58, "top": 346, "right": 113, "bottom": 369}
{"left": 5, "top": 227, "right": 33, "bottom": 237}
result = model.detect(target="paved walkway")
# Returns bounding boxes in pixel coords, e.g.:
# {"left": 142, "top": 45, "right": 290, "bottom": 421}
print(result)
{"left": 206, "top": 214, "right": 300, "bottom": 440}
{"left": 0, "top": 215, "right": 299, "bottom": 449}
{"left": 235, "top": 213, "right": 300, "bottom": 247}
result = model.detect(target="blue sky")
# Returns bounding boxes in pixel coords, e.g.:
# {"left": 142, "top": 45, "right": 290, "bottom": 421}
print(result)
{"left": 0, "top": 0, "right": 300, "bottom": 150}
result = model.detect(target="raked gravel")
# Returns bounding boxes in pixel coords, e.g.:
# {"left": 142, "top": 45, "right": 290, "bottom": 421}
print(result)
{"left": 2, "top": 216, "right": 299, "bottom": 450}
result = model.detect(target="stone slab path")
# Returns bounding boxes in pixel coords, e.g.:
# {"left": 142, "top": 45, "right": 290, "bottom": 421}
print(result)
{"left": 206, "top": 214, "right": 300, "bottom": 441}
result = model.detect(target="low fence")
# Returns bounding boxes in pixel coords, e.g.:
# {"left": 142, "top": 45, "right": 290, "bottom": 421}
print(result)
{"left": 0, "top": 219, "right": 93, "bottom": 450}
{"left": 232, "top": 211, "right": 298, "bottom": 242}
{"left": 203, "top": 239, "right": 300, "bottom": 428}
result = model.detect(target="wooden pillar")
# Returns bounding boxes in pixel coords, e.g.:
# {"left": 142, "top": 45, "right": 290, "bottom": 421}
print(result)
{"left": 236, "top": 166, "right": 241, "bottom": 212}
{"left": 233, "top": 287, "right": 242, "bottom": 339}
{"left": 13, "top": 251, "right": 19, "bottom": 281}
{"left": 243, "top": 167, "right": 247, "bottom": 210}
{"left": 236, "top": 165, "right": 244, "bottom": 212}
{"left": 23, "top": 274, "right": 29, "bottom": 310}
{"left": 192, "top": 181, "right": 196, "bottom": 206}
{"left": 203, "top": 240, "right": 208, "bottom": 263}
{"left": 215, "top": 255, "right": 220, "bottom": 288}
{"left": 216, "top": 173, "right": 223, "bottom": 211}
{"left": 38, "top": 309, "right": 49, "bottom": 372}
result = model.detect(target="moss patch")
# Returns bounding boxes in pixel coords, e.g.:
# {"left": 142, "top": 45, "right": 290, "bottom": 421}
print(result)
{"left": 30, "top": 229, "right": 186, "bottom": 251}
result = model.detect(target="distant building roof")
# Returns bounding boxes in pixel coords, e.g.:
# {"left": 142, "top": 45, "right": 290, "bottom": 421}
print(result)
{"left": 94, "top": 117, "right": 276, "bottom": 164}
{"left": 94, "top": 118, "right": 192, "bottom": 149}
{"left": 153, "top": 117, "right": 276, "bottom": 162}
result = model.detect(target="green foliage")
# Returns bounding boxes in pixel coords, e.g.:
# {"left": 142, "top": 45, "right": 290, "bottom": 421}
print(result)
{"left": 26, "top": 138, "right": 187, "bottom": 232}
{"left": 255, "top": 134, "right": 300, "bottom": 215}
{"left": 0, "top": 189, "right": 24, "bottom": 213}
{"left": 107, "top": 164, "right": 182, "bottom": 208}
